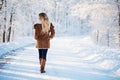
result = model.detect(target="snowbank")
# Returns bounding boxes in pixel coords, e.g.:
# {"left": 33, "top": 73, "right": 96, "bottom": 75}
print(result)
{"left": 0, "top": 37, "right": 35, "bottom": 58}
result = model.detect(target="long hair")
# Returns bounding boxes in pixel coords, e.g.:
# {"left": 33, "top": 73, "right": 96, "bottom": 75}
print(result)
{"left": 39, "top": 13, "right": 50, "bottom": 33}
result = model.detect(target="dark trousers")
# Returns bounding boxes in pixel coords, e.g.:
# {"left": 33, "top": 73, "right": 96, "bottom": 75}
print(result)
{"left": 38, "top": 49, "right": 48, "bottom": 60}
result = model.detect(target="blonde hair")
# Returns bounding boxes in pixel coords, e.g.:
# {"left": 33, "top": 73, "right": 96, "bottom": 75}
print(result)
{"left": 39, "top": 13, "right": 50, "bottom": 33}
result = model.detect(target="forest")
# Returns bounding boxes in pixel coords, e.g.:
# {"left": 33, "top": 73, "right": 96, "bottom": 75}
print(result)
{"left": 0, "top": 0, "right": 120, "bottom": 48}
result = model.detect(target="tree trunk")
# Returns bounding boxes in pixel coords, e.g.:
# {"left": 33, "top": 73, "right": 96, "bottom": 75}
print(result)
{"left": 107, "top": 29, "right": 110, "bottom": 47}
{"left": 0, "top": 0, "right": 4, "bottom": 10}
{"left": 7, "top": 13, "right": 13, "bottom": 42}
{"left": 116, "top": 0, "right": 120, "bottom": 47}
{"left": 7, "top": 27, "right": 11, "bottom": 42}
{"left": 3, "top": 0, "right": 7, "bottom": 43}
{"left": 119, "top": 9, "right": 120, "bottom": 47}
{"left": 117, "top": 0, "right": 120, "bottom": 47}
{"left": 11, "top": 29, "right": 14, "bottom": 41}
{"left": 3, "top": 30, "right": 5, "bottom": 42}
{"left": 97, "top": 30, "right": 99, "bottom": 44}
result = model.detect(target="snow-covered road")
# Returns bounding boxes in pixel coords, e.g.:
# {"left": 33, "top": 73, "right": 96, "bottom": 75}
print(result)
{"left": 0, "top": 37, "right": 120, "bottom": 80}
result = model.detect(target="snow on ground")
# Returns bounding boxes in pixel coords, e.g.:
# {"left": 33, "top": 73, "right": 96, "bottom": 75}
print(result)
{"left": 0, "top": 37, "right": 34, "bottom": 59}
{"left": 0, "top": 36, "right": 120, "bottom": 80}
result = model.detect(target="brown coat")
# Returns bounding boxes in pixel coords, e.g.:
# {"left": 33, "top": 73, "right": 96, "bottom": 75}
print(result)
{"left": 34, "top": 23, "right": 55, "bottom": 48}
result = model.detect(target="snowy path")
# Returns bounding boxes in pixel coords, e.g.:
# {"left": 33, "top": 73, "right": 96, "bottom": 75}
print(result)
{"left": 0, "top": 37, "right": 120, "bottom": 80}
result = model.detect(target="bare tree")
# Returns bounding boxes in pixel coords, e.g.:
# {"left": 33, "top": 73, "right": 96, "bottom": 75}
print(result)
{"left": 119, "top": 5, "right": 120, "bottom": 47}
{"left": 7, "top": 12, "right": 12, "bottom": 42}
{"left": 116, "top": 0, "right": 120, "bottom": 47}
{"left": 0, "top": 0, "right": 4, "bottom": 10}
{"left": 3, "top": 0, "right": 7, "bottom": 43}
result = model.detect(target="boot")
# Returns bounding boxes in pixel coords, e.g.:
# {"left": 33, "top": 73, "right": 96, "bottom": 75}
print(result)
{"left": 41, "top": 59, "right": 46, "bottom": 73}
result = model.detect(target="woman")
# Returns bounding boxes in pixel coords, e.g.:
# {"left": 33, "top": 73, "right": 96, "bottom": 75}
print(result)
{"left": 34, "top": 13, "right": 55, "bottom": 73}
